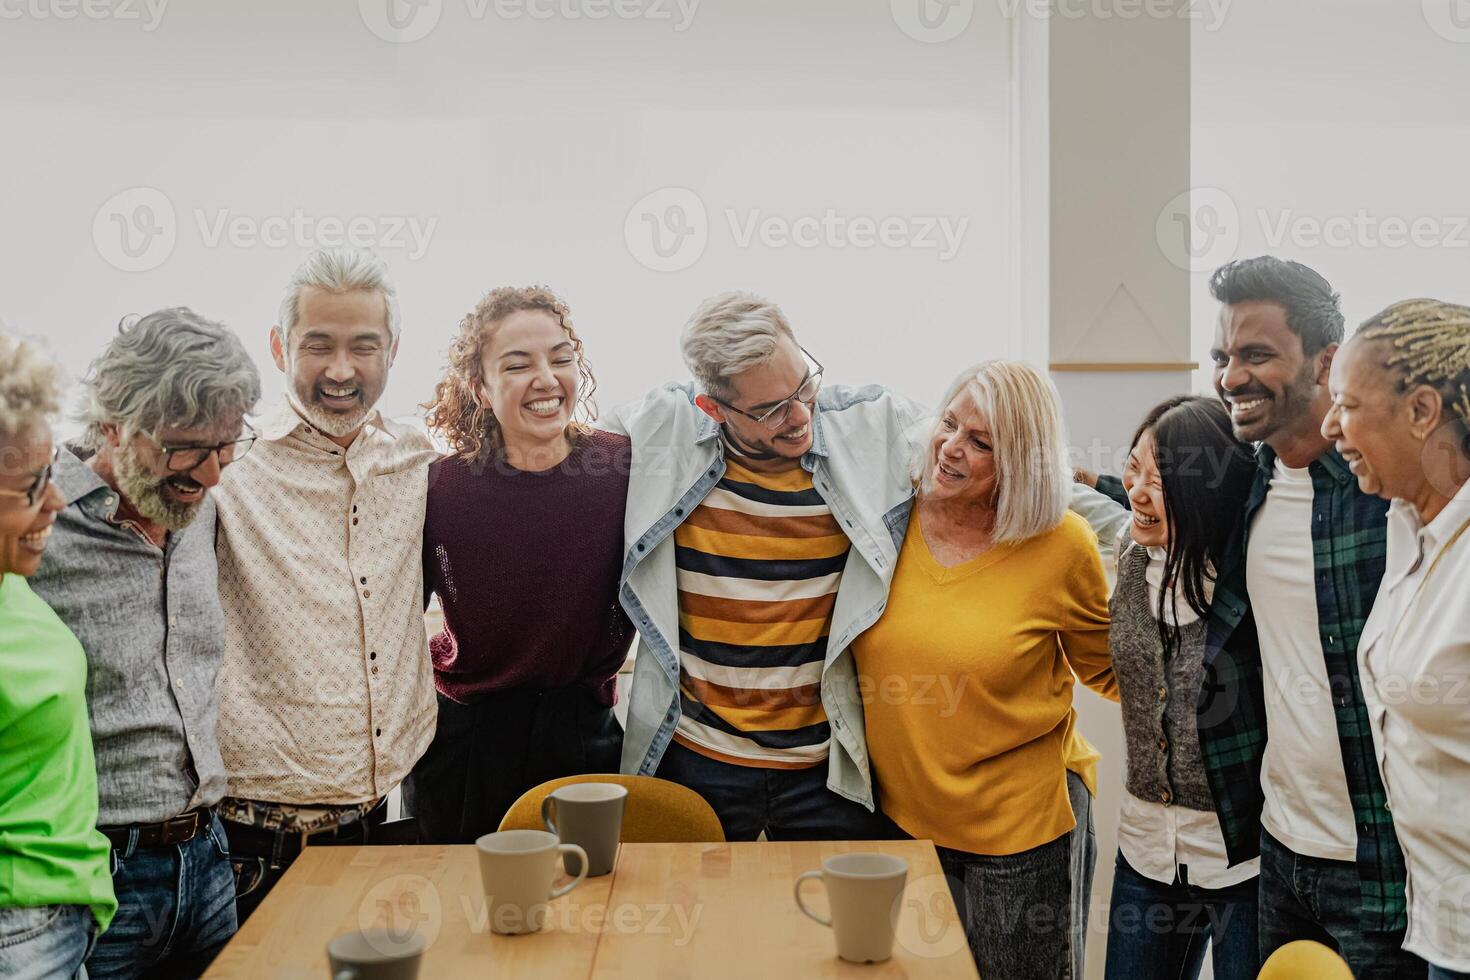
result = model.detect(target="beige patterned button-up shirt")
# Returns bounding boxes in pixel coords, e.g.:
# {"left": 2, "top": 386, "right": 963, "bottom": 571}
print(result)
{"left": 213, "top": 400, "right": 439, "bottom": 805}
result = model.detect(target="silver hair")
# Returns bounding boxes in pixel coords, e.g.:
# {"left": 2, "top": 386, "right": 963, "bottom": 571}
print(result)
{"left": 77, "top": 308, "right": 262, "bottom": 449}
{"left": 0, "top": 331, "right": 63, "bottom": 440}
{"left": 680, "top": 291, "right": 796, "bottom": 397}
{"left": 277, "top": 247, "right": 400, "bottom": 341}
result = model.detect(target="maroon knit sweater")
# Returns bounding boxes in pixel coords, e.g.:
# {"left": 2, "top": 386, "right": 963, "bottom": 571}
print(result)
{"left": 422, "top": 429, "right": 635, "bottom": 706}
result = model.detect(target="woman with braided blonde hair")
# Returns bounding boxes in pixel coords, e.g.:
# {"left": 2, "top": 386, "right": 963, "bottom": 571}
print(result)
{"left": 404, "top": 285, "right": 636, "bottom": 843}
{"left": 1323, "top": 298, "right": 1470, "bottom": 979}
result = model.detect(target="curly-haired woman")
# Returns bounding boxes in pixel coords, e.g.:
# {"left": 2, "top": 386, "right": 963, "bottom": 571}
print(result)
{"left": 402, "top": 286, "right": 635, "bottom": 843}
{"left": 0, "top": 332, "right": 116, "bottom": 979}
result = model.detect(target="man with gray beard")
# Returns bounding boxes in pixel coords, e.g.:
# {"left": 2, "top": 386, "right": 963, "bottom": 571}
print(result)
{"left": 30, "top": 308, "right": 261, "bottom": 979}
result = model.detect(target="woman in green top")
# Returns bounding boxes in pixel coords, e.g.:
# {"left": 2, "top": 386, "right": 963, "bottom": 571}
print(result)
{"left": 0, "top": 332, "right": 116, "bottom": 980}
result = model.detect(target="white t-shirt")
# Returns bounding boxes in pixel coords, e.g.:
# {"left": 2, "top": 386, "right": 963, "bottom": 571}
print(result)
{"left": 1118, "top": 549, "right": 1260, "bottom": 888}
{"left": 1249, "top": 459, "right": 1359, "bottom": 862}
{"left": 1359, "top": 477, "right": 1470, "bottom": 971}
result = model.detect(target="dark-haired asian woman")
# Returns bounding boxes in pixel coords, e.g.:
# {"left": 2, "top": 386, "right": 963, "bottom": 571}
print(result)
{"left": 1095, "top": 396, "right": 1261, "bottom": 980}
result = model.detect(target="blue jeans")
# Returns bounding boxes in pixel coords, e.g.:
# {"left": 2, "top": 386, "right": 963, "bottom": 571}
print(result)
{"left": 0, "top": 904, "right": 95, "bottom": 980}
{"left": 652, "top": 739, "right": 900, "bottom": 841}
{"left": 1258, "top": 829, "right": 1425, "bottom": 980}
{"left": 86, "top": 814, "right": 238, "bottom": 980}
{"left": 1430, "top": 967, "right": 1470, "bottom": 980}
{"left": 1103, "top": 850, "right": 1259, "bottom": 980}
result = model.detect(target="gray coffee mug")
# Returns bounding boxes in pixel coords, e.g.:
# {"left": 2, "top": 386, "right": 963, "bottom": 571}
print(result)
{"left": 327, "top": 929, "right": 424, "bottom": 980}
{"left": 541, "top": 782, "right": 628, "bottom": 877}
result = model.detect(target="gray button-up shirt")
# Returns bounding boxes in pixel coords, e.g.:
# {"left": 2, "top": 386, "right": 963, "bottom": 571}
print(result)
{"left": 29, "top": 450, "right": 227, "bottom": 826}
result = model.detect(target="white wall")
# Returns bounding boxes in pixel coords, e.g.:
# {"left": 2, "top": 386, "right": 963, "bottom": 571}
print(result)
{"left": 1190, "top": 0, "right": 1470, "bottom": 379}
{"left": 0, "top": 0, "right": 1017, "bottom": 437}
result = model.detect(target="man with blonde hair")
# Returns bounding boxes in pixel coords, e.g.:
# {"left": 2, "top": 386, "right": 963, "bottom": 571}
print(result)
{"left": 30, "top": 309, "right": 261, "bottom": 979}
{"left": 212, "top": 247, "right": 437, "bottom": 920}
{"left": 612, "top": 291, "right": 1125, "bottom": 845}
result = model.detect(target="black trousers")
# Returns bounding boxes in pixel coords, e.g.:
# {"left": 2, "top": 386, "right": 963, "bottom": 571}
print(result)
{"left": 402, "top": 686, "right": 624, "bottom": 845}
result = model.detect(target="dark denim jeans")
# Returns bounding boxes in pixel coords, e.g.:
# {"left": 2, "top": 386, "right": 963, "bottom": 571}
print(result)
{"left": 86, "top": 814, "right": 238, "bottom": 980}
{"left": 0, "top": 904, "right": 95, "bottom": 980}
{"left": 1103, "top": 850, "right": 1259, "bottom": 980}
{"left": 932, "top": 770, "right": 1094, "bottom": 980}
{"left": 938, "top": 831, "right": 1073, "bottom": 980}
{"left": 651, "top": 738, "right": 899, "bottom": 841}
{"left": 1258, "top": 829, "right": 1426, "bottom": 980}
{"left": 223, "top": 801, "right": 388, "bottom": 925}
{"left": 1430, "top": 966, "right": 1470, "bottom": 979}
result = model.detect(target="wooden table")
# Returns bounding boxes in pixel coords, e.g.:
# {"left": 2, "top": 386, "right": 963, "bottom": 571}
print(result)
{"left": 203, "top": 840, "right": 978, "bottom": 979}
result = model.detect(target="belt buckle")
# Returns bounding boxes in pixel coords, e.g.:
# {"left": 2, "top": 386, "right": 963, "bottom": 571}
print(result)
{"left": 167, "top": 809, "right": 201, "bottom": 845}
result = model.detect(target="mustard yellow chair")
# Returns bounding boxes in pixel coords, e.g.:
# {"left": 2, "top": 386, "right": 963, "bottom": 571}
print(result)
{"left": 1257, "top": 940, "right": 1354, "bottom": 980}
{"left": 497, "top": 774, "right": 725, "bottom": 843}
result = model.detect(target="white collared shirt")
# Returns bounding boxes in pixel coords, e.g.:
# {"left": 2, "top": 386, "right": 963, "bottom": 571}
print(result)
{"left": 213, "top": 400, "right": 439, "bottom": 805}
{"left": 1359, "top": 476, "right": 1470, "bottom": 972}
{"left": 1117, "top": 546, "right": 1259, "bottom": 889}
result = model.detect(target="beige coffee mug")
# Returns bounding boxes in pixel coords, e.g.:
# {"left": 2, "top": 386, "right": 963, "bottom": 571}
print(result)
{"left": 475, "top": 829, "right": 588, "bottom": 935}
{"left": 794, "top": 853, "right": 909, "bottom": 963}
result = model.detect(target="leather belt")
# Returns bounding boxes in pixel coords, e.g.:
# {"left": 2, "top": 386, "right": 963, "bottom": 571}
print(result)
{"left": 101, "top": 808, "right": 210, "bottom": 850}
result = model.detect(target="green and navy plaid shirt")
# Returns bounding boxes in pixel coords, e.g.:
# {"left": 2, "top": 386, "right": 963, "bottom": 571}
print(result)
{"left": 1198, "top": 444, "right": 1406, "bottom": 933}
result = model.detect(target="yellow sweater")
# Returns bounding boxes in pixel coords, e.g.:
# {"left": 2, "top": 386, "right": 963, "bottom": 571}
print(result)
{"left": 852, "top": 508, "right": 1116, "bottom": 856}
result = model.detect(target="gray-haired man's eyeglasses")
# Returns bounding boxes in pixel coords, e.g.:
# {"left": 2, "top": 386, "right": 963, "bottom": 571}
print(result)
{"left": 153, "top": 427, "right": 258, "bottom": 472}
{"left": 711, "top": 347, "right": 824, "bottom": 431}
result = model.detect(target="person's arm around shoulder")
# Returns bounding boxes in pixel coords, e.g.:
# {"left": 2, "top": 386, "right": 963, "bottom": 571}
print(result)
{"left": 1068, "top": 481, "right": 1130, "bottom": 579}
{"left": 1055, "top": 512, "right": 1118, "bottom": 702}
{"left": 872, "top": 387, "right": 931, "bottom": 479}
{"left": 1073, "top": 467, "right": 1130, "bottom": 510}
{"left": 597, "top": 382, "right": 698, "bottom": 440}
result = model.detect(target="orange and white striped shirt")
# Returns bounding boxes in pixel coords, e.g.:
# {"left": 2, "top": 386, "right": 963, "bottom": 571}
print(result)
{"left": 672, "top": 457, "right": 849, "bottom": 769}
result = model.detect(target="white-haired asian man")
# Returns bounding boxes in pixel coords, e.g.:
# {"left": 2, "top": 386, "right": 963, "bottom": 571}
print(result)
{"left": 212, "top": 248, "right": 437, "bottom": 921}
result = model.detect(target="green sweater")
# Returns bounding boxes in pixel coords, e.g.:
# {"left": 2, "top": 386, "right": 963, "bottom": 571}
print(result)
{"left": 0, "top": 573, "right": 116, "bottom": 932}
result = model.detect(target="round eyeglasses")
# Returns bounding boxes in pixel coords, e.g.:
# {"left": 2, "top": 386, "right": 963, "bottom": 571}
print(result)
{"left": 712, "top": 348, "right": 824, "bottom": 430}
{"left": 0, "top": 446, "right": 60, "bottom": 508}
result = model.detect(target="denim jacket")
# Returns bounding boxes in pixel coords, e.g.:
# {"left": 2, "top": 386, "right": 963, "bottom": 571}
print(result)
{"left": 606, "top": 382, "right": 1129, "bottom": 810}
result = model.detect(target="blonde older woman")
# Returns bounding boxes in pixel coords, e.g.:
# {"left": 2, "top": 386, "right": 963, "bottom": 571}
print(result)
{"left": 1323, "top": 300, "right": 1470, "bottom": 980}
{"left": 0, "top": 332, "right": 115, "bottom": 980}
{"left": 852, "top": 360, "right": 1116, "bottom": 980}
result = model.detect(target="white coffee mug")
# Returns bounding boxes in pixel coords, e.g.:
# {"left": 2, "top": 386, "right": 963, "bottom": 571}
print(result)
{"left": 795, "top": 852, "right": 908, "bottom": 963}
{"left": 475, "top": 829, "right": 588, "bottom": 935}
